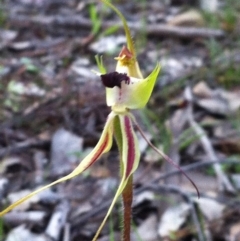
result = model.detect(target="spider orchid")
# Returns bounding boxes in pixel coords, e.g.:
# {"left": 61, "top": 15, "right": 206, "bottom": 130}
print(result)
{"left": 0, "top": 1, "right": 198, "bottom": 240}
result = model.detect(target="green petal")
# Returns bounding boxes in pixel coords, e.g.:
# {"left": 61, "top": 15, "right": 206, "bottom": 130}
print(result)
{"left": 0, "top": 112, "right": 116, "bottom": 216}
{"left": 95, "top": 55, "right": 107, "bottom": 74}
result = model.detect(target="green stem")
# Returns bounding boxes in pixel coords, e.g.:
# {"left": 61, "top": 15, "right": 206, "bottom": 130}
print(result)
{"left": 121, "top": 175, "right": 133, "bottom": 241}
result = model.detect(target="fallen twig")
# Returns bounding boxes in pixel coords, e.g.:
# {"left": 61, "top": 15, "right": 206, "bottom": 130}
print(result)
{"left": 0, "top": 138, "right": 50, "bottom": 158}
{"left": 8, "top": 14, "right": 225, "bottom": 39}
{"left": 4, "top": 211, "right": 46, "bottom": 226}
{"left": 63, "top": 223, "right": 71, "bottom": 241}
{"left": 184, "top": 86, "right": 235, "bottom": 193}
{"left": 146, "top": 184, "right": 205, "bottom": 241}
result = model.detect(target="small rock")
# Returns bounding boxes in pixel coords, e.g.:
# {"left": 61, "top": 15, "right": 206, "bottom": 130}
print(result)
{"left": 50, "top": 128, "right": 83, "bottom": 176}
{"left": 5, "top": 225, "right": 46, "bottom": 241}
{"left": 158, "top": 203, "right": 191, "bottom": 237}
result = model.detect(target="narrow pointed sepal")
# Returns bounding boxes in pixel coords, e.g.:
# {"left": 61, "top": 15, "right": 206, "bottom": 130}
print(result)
{"left": 0, "top": 112, "right": 116, "bottom": 216}
{"left": 93, "top": 114, "right": 140, "bottom": 240}
{"left": 101, "top": 0, "right": 136, "bottom": 58}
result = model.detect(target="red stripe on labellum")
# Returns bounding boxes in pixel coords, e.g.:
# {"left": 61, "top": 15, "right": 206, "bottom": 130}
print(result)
{"left": 124, "top": 116, "right": 135, "bottom": 177}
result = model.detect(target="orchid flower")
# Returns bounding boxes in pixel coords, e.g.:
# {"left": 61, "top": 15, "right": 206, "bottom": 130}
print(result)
{"left": 0, "top": 1, "right": 198, "bottom": 240}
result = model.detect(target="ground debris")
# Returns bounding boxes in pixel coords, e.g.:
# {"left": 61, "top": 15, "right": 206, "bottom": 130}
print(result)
{"left": 0, "top": 0, "right": 240, "bottom": 240}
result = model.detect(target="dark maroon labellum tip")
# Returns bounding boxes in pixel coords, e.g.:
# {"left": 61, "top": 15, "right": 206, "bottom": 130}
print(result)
{"left": 101, "top": 72, "right": 130, "bottom": 88}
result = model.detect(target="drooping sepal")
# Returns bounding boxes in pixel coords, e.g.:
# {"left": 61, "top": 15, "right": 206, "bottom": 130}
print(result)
{"left": 0, "top": 112, "right": 116, "bottom": 216}
{"left": 92, "top": 114, "right": 140, "bottom": 240}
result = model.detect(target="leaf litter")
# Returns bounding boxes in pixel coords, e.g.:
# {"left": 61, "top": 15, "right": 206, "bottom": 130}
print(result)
{"left": 0, "top": 0, "right": 240, "bottom": 240}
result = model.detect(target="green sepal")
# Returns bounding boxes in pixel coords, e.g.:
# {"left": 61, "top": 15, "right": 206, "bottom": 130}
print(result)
{"left": 0, "top": 112, "right": 116, "bottom": 216}
{"left": 101, "top": 0, "right": 136, "bottom": 57}
{"left": 93, "top": 113, "right": 140, "bottom": 240}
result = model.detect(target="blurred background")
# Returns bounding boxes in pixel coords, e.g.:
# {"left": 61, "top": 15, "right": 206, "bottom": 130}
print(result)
{"left": 0, "top": 0, "right": 240, "bottom": 240}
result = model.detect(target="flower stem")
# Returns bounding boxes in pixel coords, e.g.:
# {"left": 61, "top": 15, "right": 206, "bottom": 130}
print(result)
{"left": 121, "top": 175, "right": 133, "bottom": 241}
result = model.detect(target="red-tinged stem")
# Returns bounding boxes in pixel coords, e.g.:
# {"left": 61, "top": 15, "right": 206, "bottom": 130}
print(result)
{"left": 122, "top": 175, "right": 133, "bottom": 241}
